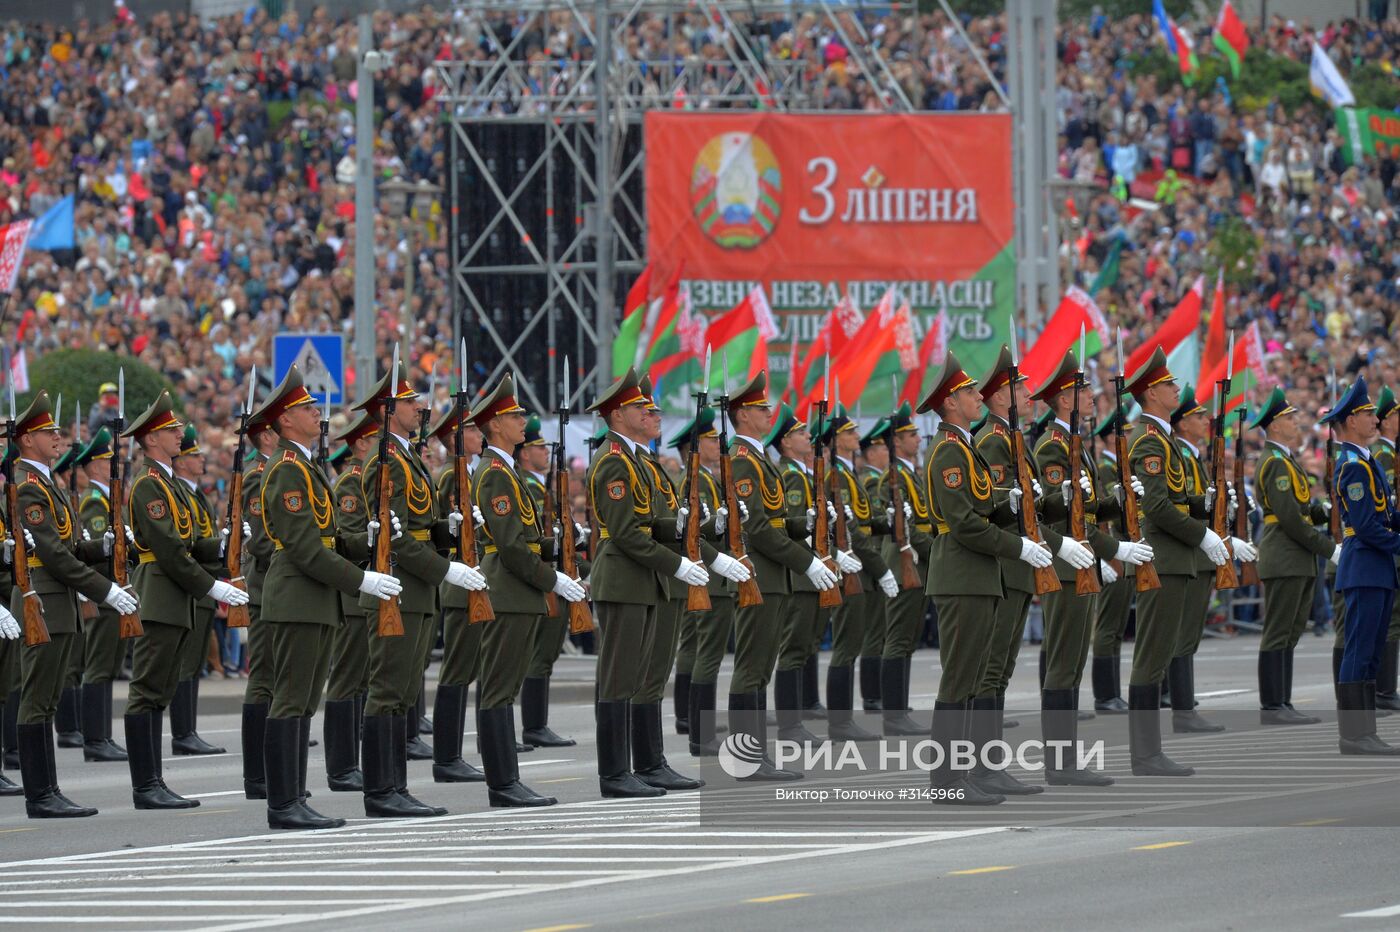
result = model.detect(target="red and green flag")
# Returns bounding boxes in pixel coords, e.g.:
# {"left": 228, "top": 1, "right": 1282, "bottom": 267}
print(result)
{"left": 1019, "top": 286, "right": 1110, "bottom": 391}
{"left": 1125, "top": 275, "right": 1205, "bottom": 377}
{"left": 1198, "top": 270, "right": 1227, "bottom": 389}
{"left": 1213, "top": 0, "right": 1248, "bottom": 80}
{"left": 1199, "top": 320, "right": 1267, "bottom": 414}
{"left": 612, "top": 264, "right": 652, "bottom": 378}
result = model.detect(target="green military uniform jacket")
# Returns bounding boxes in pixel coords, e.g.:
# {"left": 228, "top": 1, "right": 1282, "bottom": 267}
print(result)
{"left": 1126, "top": 416, "right": 1208, "bottom": 577}
{"left": 243, "top": 455, "right": 274, "bottom": 606}
{"left": 261, "top": 440, "right": 364, "bottom": 624}
{"left": 333, "top": 460, "right": 370, "bottom": 618}
{"left": 1096, "top": 451, "right": 1134, "bottom": 577}
{"left": 729, "top": 435, "right": 816, "bottom": 596}
{"left": 1256, "top": 440, "right": 1334, "bottom": 578}
{"left": 586, "top": 432, "right": 681, "bottom": 604}
{"left": 685, "top": 461, "right": 732, "bottom": 598}
{"left": 434, "top": 464, "right": 470, "bottom": 611}
{"left": 128, "top": 461, "right": 221, "bottom": 628}
{"left": 472, "top": 448, "right": 557, "bottom": 615}
{"left": 182, "top": 478, "right": 220, "bottom": 613}
{"left": 779, "top": 456, "right": 818, "bottom": 595}
{"left": 79, "top": 481, "right": 123, "bottom": 622}
{"left": 975, "top": 413, "right": 1065, "bottom": 593}
{"left": 880, "top": 456, "right": 937, "bottom": 574}
{"left": 1035, "top": 419, "right": 1122, "bottom": 582}
{"left": 1176, "top": 437, "right": 1217, "bottom": 575}
{"left": 13, "top": 460, "right": 111, "bottom": 633}
{"left": 641, "top": 449, "right": 719, "bottom": 602}
{"left": 832, "top": 457, "right": 889, "bottom": 591}
{"left": 925, "top": 422, "right": 1022, "bottom": 597}
{"left": 359, "top": 435, "right": 449, "bottom": 615}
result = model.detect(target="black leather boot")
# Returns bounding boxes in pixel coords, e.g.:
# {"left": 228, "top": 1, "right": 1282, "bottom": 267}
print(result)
{"left": 966, "top": 695, "right": 1041, "bottom": 796}
{"left": 881, "top": 658, "right": 924, "bottom": 736}
{"left": 171, "top": 678, "right": 225, "bottom": 755}
{"left": 404, "top": 707, "right": 434, "bottom": 761}
{"left": 56, "top": 686, "right": 83, "bottom": 748}
{"left": 826, "top": 664, "right": 879, "bottom": 741}
{"left": 392, "top": 712, "right": 445, "bottom": 815}
{"left": 688, "top": 680, "right": 721, "bottom": 756}
{"left": 1038, "top": 650, "right": 1046, "bottom": 690}
{"left": 802, "top": 654, "right": 827, "bottom": 719}
{"left": 82, "top": 682, "right": 126, "bottom": 761}
{"left": 1092, "top": 655, "right": 1128, "bottom": 712}
{"left": 1041, "top": 688, "right": 1113, "bottom": 786}
{"left": 417, "top": 683, "right": 432, "bottom": 735}
{"left": 19, "top": 722, "right": 96, "bottom": 818}
{"left": 431, "top": 684, "right": 485, "bottom": 783}
{"left": 598, "top": 699, "right": 664, "bottom": 798}
{"left": 1338, "top": 681, "right": 1400, "bottom": 755}
{"left": 267, "top": 717, "right": 343, "bottom": 830}
{"left": 521, "top": 675, "right": 575, "bottom": 747}
{"left": 323, "top": 699, "right": 363, "bottom": 791}
{"left": 929, "top": 700, "right": 1003, "bottom": 805}
{"left": 859, "top": 656, "right": 883, "bottom": 711}
{"left": 631, "top": 702, "right": 703, "bottom": 790}
{"left": 673, "top": 673, "right": 691, "bottom": 735}
{"left": 0, "top": 706, "right": 19, "bottom": 796}
{"left": 362, "top": 714, "right": 437, "bottom": 817}
{"left": 1128, "top": 684, "right": 1193, "bottom": 776}
{"left": 728, "top": 691, "right": 801, "bottom": 782}
{"left": 1260, "top": 649, "right": 1319, "bottom": 724}
{"left": 1169, "top": 655, "right": 1223, "bottom": 733}
{"left": 1376, "top": 641, "right": 1400, "bottom": 710}
{"left": 103, "top": 682, "right": 126, "bottom": 756}
{"left": 125, "top": 713, "right": 198, "bottom": 809}
{"left": 242, "top": 703, "right": 269, "bottom": 799}
{"left": 774, "top": 668, "right": 819, "bottom": 743}
{"left": 480, "top": 705, "right": 556, "bottom": 807}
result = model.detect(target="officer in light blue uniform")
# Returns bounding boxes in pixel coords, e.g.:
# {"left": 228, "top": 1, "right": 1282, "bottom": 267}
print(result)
{"left": 1324, "top": 376, "right": 1400, "bottom": 756}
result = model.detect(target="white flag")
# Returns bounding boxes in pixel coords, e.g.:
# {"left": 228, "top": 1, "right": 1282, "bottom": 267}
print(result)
{"left": 1310, "top": 42, "right": 1355, "bottom": 108}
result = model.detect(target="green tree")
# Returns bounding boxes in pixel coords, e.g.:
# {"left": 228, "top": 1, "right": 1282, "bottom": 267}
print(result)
{"left": 1205, "top": 215, "right": 1259, "bottom": 292}
{"left": 15, "top": 350, "right": 177, "bottom": 432}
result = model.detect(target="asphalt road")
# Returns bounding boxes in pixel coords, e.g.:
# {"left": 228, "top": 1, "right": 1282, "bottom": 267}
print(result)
{"left": 4, "top": 634, "right": 1399, "bottom": 931}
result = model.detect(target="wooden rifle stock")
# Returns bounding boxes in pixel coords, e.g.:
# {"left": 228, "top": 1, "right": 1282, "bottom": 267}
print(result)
{"left": 885, "top": 439, "right": 921, "bottom": 591}
{"left": 1115, "top": 431, "right": 1161, "bottom": 592}
{"left": 718, "top": 444, "right": 762, "bottom": 608}
{"left": 1068, "top": 431, "right": 1101, "bottom": 595}
{"left": 555, "top": 458, "right": 593, "bottom": 635}
{"left": 1210, "top": 423, "right": 1239, "bottom": 591}
{"left": 8, "top": 482, "right": 48, "bottom": 646}
{"left": 830, "top": 466, "right": 862, "bottom": 597}
{"left": 1010, "top": 427, "right": 1061, "bottom": 595}
{"left": 370, "top": 425, "right": 405, "bottom": 637}
{"left": 221, "top": 469, "right": 249, "bottom": 629}
{"left": 683, "top": 447, "right": 711, "bottom": 612}
{"left": 1233, "top": 419, "right": 1259, "bottom": 586}
{"left": 455, "top": 452, "right": 495, "bottom": 624}
{"left": 109, "top": 435, "right": 145, "bottom": 637}
{"left": 540, "top": 463, "right": 560, "bottom": 619}
{"left": 811, "top": 453, "right": 843, "bottom": 609}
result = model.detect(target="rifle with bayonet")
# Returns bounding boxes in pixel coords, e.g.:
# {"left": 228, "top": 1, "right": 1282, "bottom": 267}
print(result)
{"left": 828, "top": 378, "right": 862, "bottom": 598}
{"left": 1211, "top": 333, "right": 1240, "bottom": 591}
{"left": 453, "top": 339, "right": 493, "bottom": 625}
{"left": 884, "top": 378, "right": 920, "bottom": 591}
{"left": 369, "top": 347, "right": 406, "bottom": 637}
{"left": 1069, "top": 326, "right": 1101, "bottom": 595}
{"left": 221, "top": 368, "right": 255, "bottom": 629}
{"left": 717, "top": 353, "right": 762, "bottom": 608}
{"left": 811, "top": 360, "right": 842, "bottom": 609}
{"left": 540, "top": 440, "right": 561, "bottom": 620}
{"left": 556, "top": 357, "right": 593, "bottom": 634}
{"left": 316, "top": 392, "right": 330, "bottom": 475}
{"left": 1008, "top": 321, "right": 1060, "bottom": 595}
{"left": 1233, "top": 375, "right": 1259, "bottom": 587}
{"left": 1113, "top": 329, "right": 1161, "bottom": 592}
{"left": 416, "top": 369, "right": 435, "bottom": 457}
{"left": 684, "top": 349, "right": 713, "bottom": 612}
{"left": 110, "top": 370, "right": 144, "bottom": 637}
{"left": 7, "top": 381, "right": 47, "bottom": 645}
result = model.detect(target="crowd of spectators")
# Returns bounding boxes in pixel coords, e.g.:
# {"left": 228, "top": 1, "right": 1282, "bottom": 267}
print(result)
{"left": 1, "top": 4, "right": 1398, "bottom": 658}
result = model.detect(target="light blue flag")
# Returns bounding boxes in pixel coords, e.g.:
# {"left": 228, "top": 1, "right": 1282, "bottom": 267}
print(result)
{"left": 28, "top": 195, "right": 73, "bottom": 251}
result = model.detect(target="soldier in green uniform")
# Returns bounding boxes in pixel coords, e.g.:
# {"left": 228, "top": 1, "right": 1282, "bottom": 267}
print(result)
{"left": 586, "top": 367, "right": 706, "bottom": 796}
{"left": 51, "top": 435, "right": 86, "bottom": 750}
{"left": 12, "top": 392, "right": 131, "bottom": 818}
{"left": 74, "top": 428, "right": 129, "bottom": 762}
{"left": 168, "top": 423, "right": 226, "bottom": 756}
{"left": 123, "top": 391, "right": 247, "bottom": 810}
{"left": 469, "top": 375, "right": 588, "bottom": 806}
{"left": 355, "top": 363, "right": 486, "bottom": 818}
{"left": 1252, "top": 388, "right": 1336, "bottom": 724}
{"left": 669, "top": 406, "right": 735, "bottom": 754}
{"left": 241, "top": 413, "right": 280, "bottom": 799}
{"left": 856, "top": 422, "right": 890, "bottom": 712}
{"left": 1090, "top": 407, "right": 1134, "bottom": 713}
{"left": 324, "top": 411, "right": 377, "bottom": 791}
{"left": 425, "top": 403, "right": 488, "bottom": 784}
{"left": 1370, "top": 387, "right": 1400, "bottom": 710}
{"left": 918, "top": 354, "right": 1054, "bottom": 806}
{"left": 1121, "top": 349, "right": 1231, "bottom": 775}
{"left": 727, "top": 372, "right": 836, "bottom": 778}
{"left": 516, "top": 415, "right": 575, "bottom": 748}
{"left": 878, "top": 403, "right": 937, "bottom": 737}
{"left": 0, "top": 500, "right": 19, "bottom": 796}
{"left": 769, "top": 404, "right": 843, "bottom": 743}
{"left": 1032, "top": 351, "right": 1153, "bottom": 786}
{"left": 255, "top": 367, "right": 403, "bottom": 829}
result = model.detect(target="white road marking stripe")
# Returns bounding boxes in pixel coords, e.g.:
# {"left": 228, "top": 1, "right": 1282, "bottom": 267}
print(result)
{"left": 0, "top": 885, "right": 539, "bottom": 895}
{"left": 1342, "top": 904, "right": 1400, "bottom": 918}
{"left": 0, "top": 901, "right": 412, "bottom": 908}
{"left": 185, "top": 791, "right": 249, "bottom": 799}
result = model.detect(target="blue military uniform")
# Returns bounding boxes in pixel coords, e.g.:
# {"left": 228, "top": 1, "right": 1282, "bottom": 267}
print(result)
{"left": 1325, "top": 376, "right": 1400, "bottom": 755}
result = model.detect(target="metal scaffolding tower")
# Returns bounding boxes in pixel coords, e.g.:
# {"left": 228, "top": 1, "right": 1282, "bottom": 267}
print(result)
{"left": 435, "top": 0, "right": 919, "bottom": 413}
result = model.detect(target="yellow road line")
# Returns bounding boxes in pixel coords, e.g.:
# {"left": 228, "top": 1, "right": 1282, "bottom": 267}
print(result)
{"left": 536, "top": 777, "right": 585, "bottom": 784}
{"left": 0, "top": 827, "right": 37, "bottom": 834}
{"left": 746, "top": 894, "right": 811, "bottom": 904}
{"left": 179, "top": 808, "right": 236, "bottom": 817}
{"left": 521, "top": 925, "right": 593, "bottom": 932}
{"left": 1293, "top": 818, "right": 1343, "bottom": 826}
{"left": 949, "top": 866, "right": 1016, "bottom": 876}
{"left": 1133, "top": 841, "right": 1192, "bottom": 851}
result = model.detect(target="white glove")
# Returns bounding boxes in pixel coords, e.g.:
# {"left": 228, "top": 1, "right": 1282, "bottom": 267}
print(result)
{"left": 1099, "top": 560, "right": 1119, "bottom": 585}
{"left": 904, "top": 544, "right": 920, "bottom": 565}
{"left": 358, "top": 571, "right": 403, "bottom": 601}
{"left": 803, "top": 508, "right": 814, "bottom": 533}
{"left": 125, "top": 526, "right": 135, "bottom": 547}
{"left": 1230, "top": 537, "right": 1258, "bottom": 563}
{"left": 804, "top": 556, "right": 839, "bottom": 591}
{"left": 103, "top": 529, "right": 116, "bottom": 556}
{"left": 446, "top": 560, "right": 489, "bottom": 591}
{"left": 1061, "top": 480, "right": 1073, "bottom": 506}
{"left": 1018, "top": 537, "right": 1054, "bottom": 568}
{"left": 1204, "top": 485, "right": 1217, "bottom": 512}
{"left": 673, "top": 556, "right": 710, "bottom": 587}
{"left": 1226, "top": 485, "right": 1239, "bottom": 522}
{"left": 843, "top": 504, "right": 855, "bottom": 524}
{"left": 207, "top": 579, "right": 249, "bottom": 606}
{"left": 1, "top": 537, "right": 10, "bottom": 566}
{"left": 739, "top": 501, "right": 749, "bottom": 522}
{"left": 552, "top": 571, "right": 587, "bottom": 603}
{"left": 885, "top": 501, "right": 914, "bottom": 527}
{"left": 1056, "top": 537, "right": 1096, "bottom": 570}
{"left": 1116, "top": 474, "right": 1146, "bottom": 502}
{"left": 1030, "top": 478, "right": 1043, "bottom": 500}
{"left": 1330, "top": 544, "right": 1342, "bottom": 565}
{"left": 1320, "top": 499, "right": 1332, "bottom": 516}
{"left": 472, "top": 505, "right": 485, "bottom": 526}
{"left": 1199, "top": 528, "right": 1229, "bottom": 566}
{"left": 826, "top": 502, "right": 839, "bottom": 525}
{"left": 676, "top": 506, "right": 690, "bottom": 538}
{"left": 1078, "top": 470, "right": 1094, "bottom": 498}
{"left": 0, "top": 605, "right": 17, "bottom": 640}
{"left": 716, "top": 506, "right": 730, "bottom": 535}
{"left": 709, "top": 552, "right": 751, "bottom": 583}
{"left": 82, "top": 528, "right": 91, "bottom": 542}
{"left": 448, "top": 510, "right": 463, "bottom": 535}
{"left": 877, "top": 569, "right": 899, "bottom": 598}
{"left": 573, "top": 522, "right": 590, "bottom": 547}
{"left": 835, "top": 549, "right": 862, "bottom": 574}
{"left": 367, "top": 512, "right": 404, "bottom": 548}
{"left": 2, "top": 531, "right": 34, "bottom": 564}
{"left": 102, "top": 583, "right": 139, "bottom": 615}
{"left": 1009, "top": 486, "right": 1023, "bottom": 515}
{"left": 1115, "top": 540, "right": 1154, "bottom": 565}
{"left": 218, "top": 521, "right": 253, "bottom": 559}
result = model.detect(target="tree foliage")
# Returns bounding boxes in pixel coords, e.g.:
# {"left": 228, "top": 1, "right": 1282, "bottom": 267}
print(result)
{"left": 1205, "top": 215, "right": 1260, "bottom": 292}
{"left": 15, "top": 350, "right": 177, "bottom": 430}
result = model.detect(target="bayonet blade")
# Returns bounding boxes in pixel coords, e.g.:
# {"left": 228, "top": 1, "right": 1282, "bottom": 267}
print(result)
{"left": 54, "top": 394, "right": 61, "bottom": 432}
{"left": 563, "top": 356, "right": 571, "bottom": 413}
{"left": 118, "top": 368, "right": 126, "bottom": 421}
{"left": 390, "top": 343, "right": 401, "bottom": 391}
{"left": 822, "top": 352, "right": 831, "bottom": 404}
{"left": 721, "top": 349, "right": 730, "bottom": 396}
{"left": 8, "top": 379, "right": 14, "bottom": 423}
{"left": 1078, "top": 324, "right": 1086, "bottom": 370}
{"left": 703, "top": 345, "right": 712, "bottom": 393}
{"left": 1116, "top": 328, "right": 1125, "bottom": 379}
{"left": 1226, "top": 329, "right": 1235, "bottom": 381}
{"left": 1009, "top": 314, "right": 1019, "bottom": 367}
{"left": 245, "top": 365, "right": 256, "bottom": 417}
{"left": 458, "top": 339, "right": 468, "bottom": 397}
